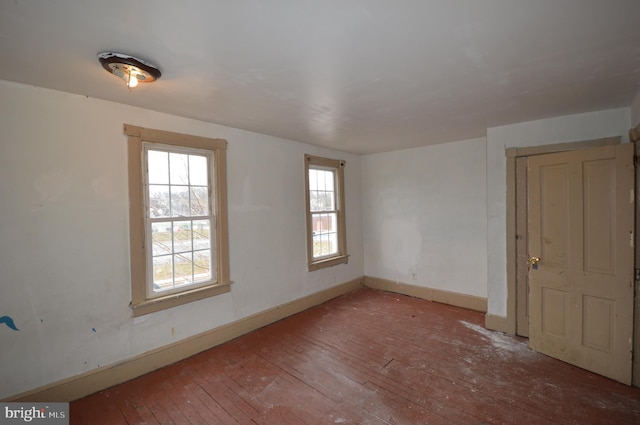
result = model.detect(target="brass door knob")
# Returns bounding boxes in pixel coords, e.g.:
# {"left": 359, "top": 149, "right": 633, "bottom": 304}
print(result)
{"left": 528, "top": 256, "right": 541, "bottom": 265}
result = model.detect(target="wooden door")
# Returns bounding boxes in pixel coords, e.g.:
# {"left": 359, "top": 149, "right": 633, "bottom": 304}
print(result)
{"left": 527, "top": 143, "right": 634, "bottom": 385}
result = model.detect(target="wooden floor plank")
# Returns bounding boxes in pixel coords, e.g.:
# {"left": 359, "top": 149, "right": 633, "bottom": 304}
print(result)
{"left": 69, "top": 391, "right": 130, "bottom": 425}
{"left": 167, "top": 367, "right": 223, "bottom": 425}
{"left": 71, "top": 288, "right": 640, "bottom": 424}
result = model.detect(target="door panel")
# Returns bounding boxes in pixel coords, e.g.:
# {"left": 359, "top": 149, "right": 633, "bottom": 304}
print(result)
{"left": 539, "top": 163, "right": 569, "bottom": 267}
{"left": 582, "top": 295, "right": 614, "bottom": 352}
{"left": 541, "top": 287, "right": 567, "bottom": 338}
{"left": 528, "top": 143, "right": 634, "bottom": 385}
{"left": 583, "top": 159, "right": 616, "bottom": 274}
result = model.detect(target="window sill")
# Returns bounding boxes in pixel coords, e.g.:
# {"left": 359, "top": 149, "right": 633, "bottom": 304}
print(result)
{"left": 131, "top": 281, "right": 232, "bottom": 317}
{"left": 308, "top": 255, "right": 349, "bottom": 272}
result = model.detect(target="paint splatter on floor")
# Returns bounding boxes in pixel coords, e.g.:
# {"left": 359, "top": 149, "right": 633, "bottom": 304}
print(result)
{"left": 459, "top": 320, "right": 536, "bottom": 357}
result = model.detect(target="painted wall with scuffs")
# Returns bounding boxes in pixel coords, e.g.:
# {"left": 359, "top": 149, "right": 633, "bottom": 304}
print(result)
{"left": 486, "top": 108, "right": 631, "bottom": 318}
{"left": 362, "top": 137, "right": 488, "bottom": 298}
{"left": 0, "top": 81, "right": 364, "bottom": 400}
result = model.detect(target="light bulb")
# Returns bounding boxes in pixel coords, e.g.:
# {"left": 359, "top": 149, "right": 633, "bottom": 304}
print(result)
{"left": 128, "top": 74, "right": 139, "bottom": 88}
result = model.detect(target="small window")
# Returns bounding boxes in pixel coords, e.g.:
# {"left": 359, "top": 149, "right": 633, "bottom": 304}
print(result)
{"left": 125, "top": 125, "right": 231, "bottom": 316}
{"left": 304, "top": 154, "right": 348, "bottom": 271}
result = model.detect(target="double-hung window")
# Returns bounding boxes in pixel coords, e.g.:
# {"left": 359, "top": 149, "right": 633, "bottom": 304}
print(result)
{"left": 125, "top": 125, "right": 231, "bottom": 316}
{"left": 304, "top": 154, "right": 348, "bottom": 271}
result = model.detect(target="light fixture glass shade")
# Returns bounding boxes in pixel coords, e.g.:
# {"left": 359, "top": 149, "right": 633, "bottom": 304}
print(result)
{"left": 98, "top": 52, "right": 161, "bottom": 88}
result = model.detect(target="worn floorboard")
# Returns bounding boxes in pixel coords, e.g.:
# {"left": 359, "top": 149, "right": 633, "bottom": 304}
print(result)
{"left": 71, "top": 288, "right": 640, "bottom": 424}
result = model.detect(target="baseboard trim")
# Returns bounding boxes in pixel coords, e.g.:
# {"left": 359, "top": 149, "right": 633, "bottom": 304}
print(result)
{"left": 484, "top": 313, "right": 513, "bottom": 334}
{"left": 8, "top": 277, "right": 364, "bottom": 402}
{"left": 363, "top": 276, "right": 487, "bottom": 313}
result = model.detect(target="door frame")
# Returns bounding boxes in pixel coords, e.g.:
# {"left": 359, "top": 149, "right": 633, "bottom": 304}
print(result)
{"left": 515, "top": 156, "right": 529, "bottom": 337}
{"left": 503, "top": 136, "right": 621, "bottom": 334}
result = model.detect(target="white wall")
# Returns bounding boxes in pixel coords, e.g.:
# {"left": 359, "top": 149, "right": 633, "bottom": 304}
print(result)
{"left": 362, "top": 138, "right": 487, "bottom": 298}
{"left": 631, "top": 90, "right": 640, "bottom": 127}
{"left": 486, "top": 108, "right": 630, "bottom": 317}
{"left": 0, "top": 81, "right": 363, "bottom": 399}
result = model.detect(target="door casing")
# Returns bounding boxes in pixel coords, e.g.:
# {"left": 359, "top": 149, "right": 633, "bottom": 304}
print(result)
{"left": 500, "top": 136, "right": 640, "bottom": 386}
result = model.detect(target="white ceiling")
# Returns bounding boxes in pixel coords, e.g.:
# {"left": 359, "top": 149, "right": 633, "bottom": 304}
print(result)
{"left": 1, "top": 1, "right": 640, "bottom": 154}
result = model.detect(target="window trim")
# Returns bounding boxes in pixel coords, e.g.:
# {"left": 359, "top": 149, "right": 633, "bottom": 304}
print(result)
{"left": 125, "top": 124, "right": 231, "bottom": 316}
{"left": 304, "top": 154, "right": 348, "bottom": 271}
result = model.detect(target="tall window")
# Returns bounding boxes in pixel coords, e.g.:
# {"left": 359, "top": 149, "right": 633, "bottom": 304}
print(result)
{"left": 125, "top": 125, "right": 231, "bottom": 316}
{"left": 304, "top": 154, "right": 348, "bottom": 271}
{"left": 145, "top": 146, "right": 213, "bottom": 295}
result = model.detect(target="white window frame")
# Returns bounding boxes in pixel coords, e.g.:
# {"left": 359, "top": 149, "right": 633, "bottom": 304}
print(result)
{"left": 143, "top": 143, "right": 215, "bottom": 299}
{"left": 125, "top": 125, "right": 231, "bottom": 316}
{"left": 304, "top": 154, "right": 348, "bottom": 271}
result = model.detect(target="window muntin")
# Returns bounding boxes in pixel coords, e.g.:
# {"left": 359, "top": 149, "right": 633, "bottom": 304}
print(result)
{"left": 304, "top": 154, "right": 348, "bottom": 271}
{"left": 144, "top": 144, "right": 215, "bottom": 298}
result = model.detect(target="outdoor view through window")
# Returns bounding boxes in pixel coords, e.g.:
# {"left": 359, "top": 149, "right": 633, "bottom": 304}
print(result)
{"left": 146, "top": 146, "right": 215, "bottom": 296}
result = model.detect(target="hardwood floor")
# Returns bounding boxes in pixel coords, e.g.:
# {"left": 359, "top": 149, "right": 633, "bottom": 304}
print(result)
{"left": 71, "top": 288, "right": 640, "bottom": 424}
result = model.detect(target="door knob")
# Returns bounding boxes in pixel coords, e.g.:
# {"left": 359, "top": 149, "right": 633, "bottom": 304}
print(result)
{"left": 528, "top": 256, "right": 541, "bottom": 265}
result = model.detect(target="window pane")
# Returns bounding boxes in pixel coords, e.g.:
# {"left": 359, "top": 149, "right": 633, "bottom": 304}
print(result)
{"left": 170, "top": 152, "right": 190, "bottom": 185}
{"left": 324, "top": 170, "right": 334, "bottom": 192}
{"left": 321, "top": 234, "right": 329, "bottom": 256}
{"left": 174, "top": 252, "right": 193, "bottom": 285}
{"left": 173, "top": 220, "right": 192, "bottom": 253}
{"left": 190, "top": 186, "right": 209, "bottom": 216}
{"left": 149, "top": 185, "right": 170, "bottom": 218}
{"left": 308, "top": 169, "right": 317, "bottom": 191}
{"left": 321, "top": 213, "right": 336, "bottom": 232}
{"left": 310, "top": 190, "right": 321, "bottom": 212}
{"left": 326, "top": 191, "right": 335, "bottom": 210}
{"left": 312, "top": 233, "right": 323, "bottom": 258}
{"left": 170, "top": 185, "right": 190, "bottom": 217}
{"left": 328, "top": 213, "right": 337, "bottom": 231}
{"left": 311, "top": 191, "right": 335, "bottom": 212}
{"left": 148, "top": 150, "right": 169, "bottom": 184}
{"left": 152, "top": 255, "right": 173, "bottom": 292}
{"left": 151, "top": 222, "right": 172, "bottom": 257}
{"left": 189, "top": 155, "right": 208, "bottom": 186}
{"left": 193, "top": 249, "right": 211, "bottom": 283}
{"left": 193, "top": 219, "right": 210, "bottom": 250}
{"left": 316, "top": 169, "right": 327, "bottom": 191}
{"left": 319, "top": 213, "right": 327, "bottom": 231}
{"left": 328, "top": 232, "right": 338, "bottom": 254}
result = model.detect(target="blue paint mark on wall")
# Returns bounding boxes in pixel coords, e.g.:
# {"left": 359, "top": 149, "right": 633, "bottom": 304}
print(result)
{"left": 0, "top": 316, "right": 19, "bottom": 331}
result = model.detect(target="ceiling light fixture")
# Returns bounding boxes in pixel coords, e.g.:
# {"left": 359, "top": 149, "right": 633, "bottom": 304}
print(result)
{"left": 98, "top": 52, "right": 161, "bottom": 89}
